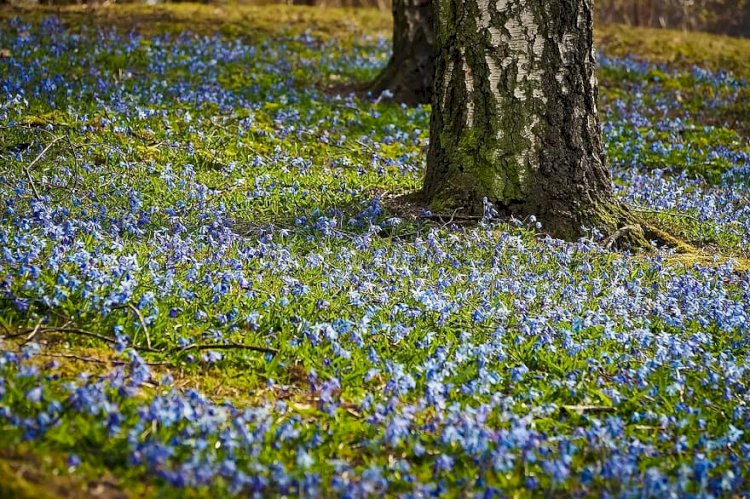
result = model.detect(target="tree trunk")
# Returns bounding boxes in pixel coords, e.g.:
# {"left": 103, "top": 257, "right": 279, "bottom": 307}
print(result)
{"left": 422, "top": 0, "right": 642, "bottom": 243}
{"left": 370, "top": 0, "right": 434, "bottom": 105}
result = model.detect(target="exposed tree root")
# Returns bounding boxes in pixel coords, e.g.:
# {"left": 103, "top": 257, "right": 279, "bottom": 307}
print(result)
{"left": 593, "top": 205, "right": 687, "bottom": 252}
{"left": 603, "top": 224, "right": 643, "bottom": 250}
{"left": 640, "top": 222, "right": 696, "bottom": 254}
{"left": 382, "top": 191, "right": 693, "bottom": 254}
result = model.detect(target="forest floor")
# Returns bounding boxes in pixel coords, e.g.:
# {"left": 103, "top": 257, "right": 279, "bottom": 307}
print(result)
{"left": 1, "top": 4, "right": 750, "bottom": 497}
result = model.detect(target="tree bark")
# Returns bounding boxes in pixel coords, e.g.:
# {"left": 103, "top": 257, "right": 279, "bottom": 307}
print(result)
{"left": 422, "top": 0, "right": 642, "bottom": 243}
{"left": 370, "top": 0, "right": 434, "bottom": 105}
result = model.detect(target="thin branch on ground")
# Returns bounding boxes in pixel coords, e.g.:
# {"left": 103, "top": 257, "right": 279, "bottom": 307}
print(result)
{"left": 2, "top": 124, "right": 83, "bottom": 190}
{"left": 604, "top": 224, "right": 642, "bottom": 250}
{"left": 628, "top": 204, "right": 701, "bottom": 223}
{"left": 23, "top": 135, "right": 65, "bottom": 200}
{"left": 381, "top": 230, "right": 419, "bottom": 240}
{"left": 173, "top": 342, "right": 279, "bottom": 356}
{"left": 5, "top": 324, "right": 277, "bottom": 357}
{"left": 5, "top": 325, "right": 117, "bottom": 345}
{"left": 22, "top": 318, "right": 43, "bottom": 345}
{"left": 113, "top": 303, "right": 152, "bottom": 349}
{"left": 561, "top": 405, "right": 617, "bottom": 415}
{"left": 12, "top": 351, "right": 174, "bottom": 367}
{"left": 420, "top": 212, "right": 482, "bottom": 223}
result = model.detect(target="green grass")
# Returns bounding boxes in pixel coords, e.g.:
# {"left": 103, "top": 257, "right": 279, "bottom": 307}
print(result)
{"left": 0, "top": 4, "right": 749, "bottom": 496}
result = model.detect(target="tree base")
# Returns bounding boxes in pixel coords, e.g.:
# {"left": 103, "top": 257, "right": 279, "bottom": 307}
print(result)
{"left": 407, "top": 186, "right": 684, "bottom": 252}
{"left": 368, "top": 58, "right": 431, "bottom": 105}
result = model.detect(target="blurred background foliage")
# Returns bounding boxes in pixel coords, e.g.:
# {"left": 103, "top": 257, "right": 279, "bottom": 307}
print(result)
{"left": 1, "top": 0, "right": 747, "bottom": 37}
{"left": 598, "top": 0, "right": 749, "bottom": 36}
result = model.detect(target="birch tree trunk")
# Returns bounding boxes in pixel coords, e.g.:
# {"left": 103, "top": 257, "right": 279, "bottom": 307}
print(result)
{"left": 370, "top": 0, "right": 434, "bottom": 105}
{"left": 422, "top": 0, "right": 643, "bottom": 242}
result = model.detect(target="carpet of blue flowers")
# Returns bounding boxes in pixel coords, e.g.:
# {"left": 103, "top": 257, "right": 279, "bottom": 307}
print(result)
{"left": 1, "top": 10, "right": 750, "bottom": 497}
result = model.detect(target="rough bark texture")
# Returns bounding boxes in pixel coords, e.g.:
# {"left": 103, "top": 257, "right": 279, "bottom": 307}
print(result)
{"left": 370, "top": 0, "right": 434, "bottom": 105}
{"left": 422, "top": 0, "right": 637, "bottom": 242}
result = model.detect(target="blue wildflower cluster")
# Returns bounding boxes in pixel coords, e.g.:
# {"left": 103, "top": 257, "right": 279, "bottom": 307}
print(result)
{"left": 0, "top": 14, "right": 749, "bottom": 496}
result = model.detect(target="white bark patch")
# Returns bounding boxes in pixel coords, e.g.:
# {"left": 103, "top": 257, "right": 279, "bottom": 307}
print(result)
{"left": 460, "top": 47, "right": 475, "bottom": 128}
{"left": 502, "top": 8, "right": 545, "bottom": 103}
{"left": 442, "top": 59, "right": 454, "bottom": 109}
{"left": 485, "top": 55, "right": 503, "bottom": 141}
{"left": 493, "top": 0, "right": 547, "bottom": 175}
{"left": 477, "top": 0, "right": 492, "bottom": 29}
{"left": 587, "top": 114, "right": 598, "bottom": 135}
{"left": 477, "top": 0, "right": 503, "bottom": 130}
{"left": 488, "top": 26, "right": 503, "bottom": 46}
{"left": 559, "top": 33, "right": 578, "bottom": 68}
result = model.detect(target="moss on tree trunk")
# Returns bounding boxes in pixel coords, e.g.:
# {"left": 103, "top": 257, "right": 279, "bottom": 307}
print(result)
{"left": 422, "top": 0, "right": 648, "bottom": 246}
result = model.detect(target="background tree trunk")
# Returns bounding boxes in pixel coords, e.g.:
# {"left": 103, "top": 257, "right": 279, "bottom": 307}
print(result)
{"left": 422, "top": 0, "right": 640, "bottom": 242}
{"left": 370, "top": 0, "right": 434, "bottom": 105}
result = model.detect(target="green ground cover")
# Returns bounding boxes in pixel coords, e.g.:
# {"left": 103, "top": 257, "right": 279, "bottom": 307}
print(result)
{"left": 1, "top": 5, "right": 750, "bottom": 496}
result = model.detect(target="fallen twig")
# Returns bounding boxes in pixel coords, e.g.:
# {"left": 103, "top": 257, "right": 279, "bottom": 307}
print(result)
{"left": 420, "top": 213, "right": 482, "bottom": 222}
{"left": 22, "top": 318, "right": 43, "bottom": 345}
{"left": 113, "top": 303, "right": 152, "bottom": 349}
{"left": 603, "top": 224, "right": 642, "bottom": 250}
{"left": 381, "top": 230, "right": 419, "bottom": 240}
{"left": 561, "top": 405, "right": 616, "bottom": 415}
{"left": 7, "top": 326, "right": 117, "bottom": 345}
{"left": 631, "top": 425, "right": 664, "bottom": 431}
{"left": 6, "top": 324, "right": 277, "bottom": 357}
{"left": 13, "top": 351, "right": 174, "bottom": 368}
{"left": 174, "top": 342, "right": 279, "bottom": 356}
{"left": 355, "top": 139, "right": 377, "bottom": 154}
{"left": 23, "top": 136, "right": 64, "bottom": 200}
{"left": 628, "top": 205, "right": 701, "bottom": 223}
